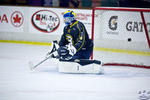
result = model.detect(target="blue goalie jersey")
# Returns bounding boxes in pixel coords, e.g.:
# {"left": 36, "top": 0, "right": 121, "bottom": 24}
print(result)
{"left": 59, "top": 20, "right": 93, "bottom": 60}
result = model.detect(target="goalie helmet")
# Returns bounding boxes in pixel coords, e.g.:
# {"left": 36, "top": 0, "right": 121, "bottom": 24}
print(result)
{"left": 63, "top": 10, "right": 76, "bottom": 26}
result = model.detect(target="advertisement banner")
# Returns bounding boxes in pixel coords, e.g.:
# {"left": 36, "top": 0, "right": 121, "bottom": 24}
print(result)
{"left": 29, "top": 7, "right": 92, "bottom": 36}
{"left": 101, "top": 11, "right": 150, "bottom": 42}
{"left": 0, "top": 6, "right": 24, "bottom": 32}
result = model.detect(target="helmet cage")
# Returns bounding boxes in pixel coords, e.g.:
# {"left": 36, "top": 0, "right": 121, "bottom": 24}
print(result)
{"left": 63, "top": 11, "right": 76, "bottom": 25}
{"left": 64, "top": 17, "right": 75, "bottom": 25}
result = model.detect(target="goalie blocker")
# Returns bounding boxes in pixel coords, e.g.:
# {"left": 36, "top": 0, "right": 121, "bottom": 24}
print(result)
{"left": 47, "top": 41, "right": 104, "bottom": 74}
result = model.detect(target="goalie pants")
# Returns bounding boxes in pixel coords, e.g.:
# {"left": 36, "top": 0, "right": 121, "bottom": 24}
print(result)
{"left": 71, "top": 44, "right": 93, "bottom": 60}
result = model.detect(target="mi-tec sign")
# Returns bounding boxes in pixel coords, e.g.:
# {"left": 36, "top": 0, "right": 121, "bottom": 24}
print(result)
{"left": 31, "top": 10, "right": 60, "bottom": 33}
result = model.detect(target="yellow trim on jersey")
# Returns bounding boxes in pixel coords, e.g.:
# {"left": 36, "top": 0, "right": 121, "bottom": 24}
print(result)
{"left": 70, "top": 21, "right": 78, "bottom": 28}
{"left": 68, "top": 29, "right": 71, "bottom": 33}
{"left": 78, "top": 32, "right": 85, "bottom": 51}
{"left": 67, "top": 21, "right": 78, "bottom": 33}
{"left": 76, "top": 22, "right": 81, "bottom": 38}
{"left": 76, "top": 22, "right": 85, "bottom": 51}
{"left": 65, "top": 34, "right": 74, "bottom": 45}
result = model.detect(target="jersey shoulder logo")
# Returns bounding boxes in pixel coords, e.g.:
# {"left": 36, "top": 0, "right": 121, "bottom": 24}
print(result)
{"left": 79, "top": 36, "right": 82, "bottom": 40}
{"left": 66, "top": 34, "right": 74, "bottom": 44}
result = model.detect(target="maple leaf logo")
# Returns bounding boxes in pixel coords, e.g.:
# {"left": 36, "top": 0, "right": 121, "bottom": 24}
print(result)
{"left": 11, "top": 11, "right": 24, "bottom": 27}
{"left": 13, "top": 14, "right": 21, "bottom": 23}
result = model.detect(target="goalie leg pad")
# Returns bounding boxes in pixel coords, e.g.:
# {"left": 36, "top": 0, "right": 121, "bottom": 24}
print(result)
{"left": 58, "top": 61, "right": 104, "bottom": 74}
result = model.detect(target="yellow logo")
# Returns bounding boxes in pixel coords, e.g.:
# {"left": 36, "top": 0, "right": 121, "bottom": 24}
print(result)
{"left": 66, "top": 34, "right": 74, "bottom": 44}
{"left": 79, "top": 36, "right": 82, "bottom": 40}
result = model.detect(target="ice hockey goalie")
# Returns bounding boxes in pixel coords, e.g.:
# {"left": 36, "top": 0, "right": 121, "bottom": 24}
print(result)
{"left": 46, "top": 10, "right": 103, "bottom": 74}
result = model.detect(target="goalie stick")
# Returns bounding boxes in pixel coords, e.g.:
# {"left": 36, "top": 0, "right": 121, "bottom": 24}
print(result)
{"left": 29, "top": 55, "right": 53, "bottom": 70}
{"left": 28, "top": 41, "right": 59, "bottom": 70}
{"left": 29, "top": 56, "right": 102, "bottom": 70}
{"left": 28, "top": 40, "right": 103, "bottom": 70}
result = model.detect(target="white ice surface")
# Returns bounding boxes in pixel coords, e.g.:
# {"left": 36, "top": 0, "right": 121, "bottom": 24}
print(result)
{"left": 0, "top": 43, "right": 150, "bottom": 100}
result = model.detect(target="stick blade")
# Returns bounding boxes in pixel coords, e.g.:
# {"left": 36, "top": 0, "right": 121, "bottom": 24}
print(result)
{"left": 28, "top": 61, "right": 34, "bottom": 71}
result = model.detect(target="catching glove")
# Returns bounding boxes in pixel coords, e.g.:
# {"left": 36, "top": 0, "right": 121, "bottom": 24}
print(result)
{"left": 66, "top": 43, "right": 76, "bottom": 56}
